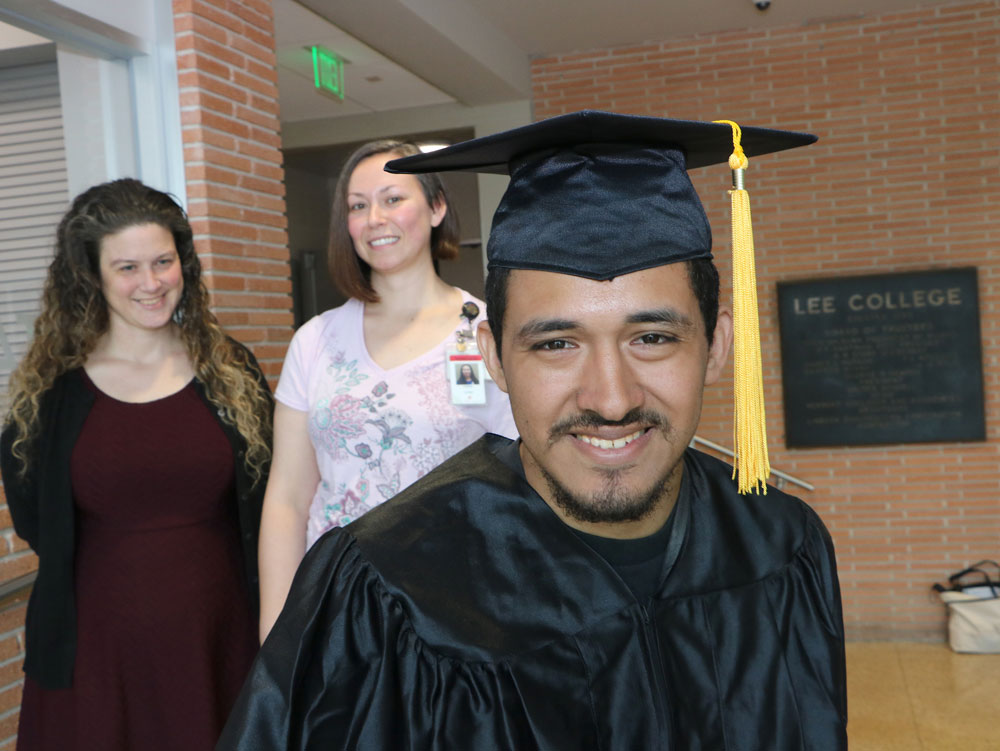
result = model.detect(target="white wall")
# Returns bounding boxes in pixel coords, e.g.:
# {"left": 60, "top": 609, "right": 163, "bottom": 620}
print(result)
{"left": 0, "top": 0, "right": 185, "bottom": 202}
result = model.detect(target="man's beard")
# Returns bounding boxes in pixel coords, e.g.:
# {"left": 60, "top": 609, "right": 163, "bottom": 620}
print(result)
{"left": 538, "top": 408, "right": 682, "bottom": 525}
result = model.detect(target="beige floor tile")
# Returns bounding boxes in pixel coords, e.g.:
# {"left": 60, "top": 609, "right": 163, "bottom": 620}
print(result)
{"left": 846, "top": 643, "right": 922, "bottom": 751}
{"left": 897, "top": 643, "right": 1000, "bottom": 751}
{"left": 846, "top": 641, "right": 1000, "bottom": 751}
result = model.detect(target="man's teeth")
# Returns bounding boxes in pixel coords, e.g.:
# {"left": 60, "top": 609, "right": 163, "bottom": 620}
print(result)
{"left": 576, "top": 429, "right": 645, "bottom": 449}
{"left": 370, "top": 236, "right": 398, "bottom": 246}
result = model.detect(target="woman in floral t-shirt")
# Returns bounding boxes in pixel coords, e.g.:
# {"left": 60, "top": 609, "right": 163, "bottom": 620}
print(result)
{"left": 258, "top": 140, "right": 516, "bottom": 639}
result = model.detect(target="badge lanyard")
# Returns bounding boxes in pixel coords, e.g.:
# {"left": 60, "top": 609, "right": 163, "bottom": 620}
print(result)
{"left": 447, "top": 301, "right": 487, "bottom": 405}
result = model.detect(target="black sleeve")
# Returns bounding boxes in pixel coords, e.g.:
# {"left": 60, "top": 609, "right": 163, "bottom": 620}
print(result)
{"left": 0, "top": 420, "right": 39, "bottom": 550}
{"left": 806, "top": 505, "right": 849, "bottom": 730}
{"left": 218, "top": 532, "right": 390, "bottom": 750}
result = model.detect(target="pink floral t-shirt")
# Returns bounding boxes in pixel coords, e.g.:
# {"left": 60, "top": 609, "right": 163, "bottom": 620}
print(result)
{"left": 275, "top": 293, "right": 518, "bottom": 548}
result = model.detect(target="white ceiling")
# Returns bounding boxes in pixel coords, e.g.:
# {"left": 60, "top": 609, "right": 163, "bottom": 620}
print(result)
{"left": 275, "top": 0, "right": 959, "bottom": 124}
{"left": 0, "top": 21, "right": 47, "bottom": 50}
{"left": 273, "top": 0, "right": 456, "bottom": 122}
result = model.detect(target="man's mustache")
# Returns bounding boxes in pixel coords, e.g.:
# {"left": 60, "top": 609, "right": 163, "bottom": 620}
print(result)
{"left": 548, "top": 408, "right": 670, "bottom": 441}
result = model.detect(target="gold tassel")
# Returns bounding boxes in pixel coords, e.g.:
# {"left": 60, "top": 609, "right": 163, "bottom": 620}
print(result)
{"left": 713, "top": 120, "right": 770, "bottom": 495}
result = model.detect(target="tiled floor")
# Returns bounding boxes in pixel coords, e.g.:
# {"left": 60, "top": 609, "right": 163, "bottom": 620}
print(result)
{"left": 847, "top": 642, "right": 1000, "bottom": 750}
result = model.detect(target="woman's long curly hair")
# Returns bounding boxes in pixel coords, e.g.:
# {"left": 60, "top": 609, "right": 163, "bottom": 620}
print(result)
{"left": 4, "top": 178, "right": 272, "bottom": 483}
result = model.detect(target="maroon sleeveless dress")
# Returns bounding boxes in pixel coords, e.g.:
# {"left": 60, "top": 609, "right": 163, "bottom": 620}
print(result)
{"left": 16, "top": 375, "right": 258, "bottom": 750}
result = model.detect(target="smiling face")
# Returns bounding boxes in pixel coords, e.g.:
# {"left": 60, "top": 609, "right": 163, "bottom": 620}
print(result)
{"left": 346, "top": 153, "right": 447, "bottom": 277}
{"left": 99, "top": 222, "right": 183, "bottom": 336}
{"left": 479, "top": 264, "right": 733, "bottom": 537}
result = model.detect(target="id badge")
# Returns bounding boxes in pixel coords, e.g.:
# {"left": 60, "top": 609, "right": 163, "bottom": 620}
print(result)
{"left": 447, "top": 346, "right": 487, "bottom": 405}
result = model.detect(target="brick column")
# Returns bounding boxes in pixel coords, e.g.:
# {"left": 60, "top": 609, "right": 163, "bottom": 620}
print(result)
{"left": 173, "top": 0, "right": 293, "bottom": 377}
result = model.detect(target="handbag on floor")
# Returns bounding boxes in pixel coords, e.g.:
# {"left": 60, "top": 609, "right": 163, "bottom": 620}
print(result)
{"left": 933, "top": 560, "right": 1000, "bottom": 653}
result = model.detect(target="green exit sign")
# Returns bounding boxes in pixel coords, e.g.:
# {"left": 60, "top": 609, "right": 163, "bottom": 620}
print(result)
{"left": 311, "top": 46, "right": 344, "bottom": 99}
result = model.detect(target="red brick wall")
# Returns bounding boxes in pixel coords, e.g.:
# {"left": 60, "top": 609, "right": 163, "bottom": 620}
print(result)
{"left": 0, "top": 1, "right": 291, "bottom": 745}
{"left": 0, "top": 462, "right": 35, "bottom": 744}
{"left": 174, "top": 0, "right": 293, "bottom": 376}
{"left": 0, "top": 512, "right": 30, "bottom": 746}
{"left": 0, "top": 583, "right": 28, "bottom": 745}
{"left": 533, "top": 0, "right": 1000, "bottom": 640}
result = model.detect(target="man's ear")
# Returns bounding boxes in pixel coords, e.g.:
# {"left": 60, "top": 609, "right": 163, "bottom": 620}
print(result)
{"left": 704, "top": 307, "right": 733, "bottom": 386}
{"left": 476, "top": 320, "right": 508, "bottom": 393}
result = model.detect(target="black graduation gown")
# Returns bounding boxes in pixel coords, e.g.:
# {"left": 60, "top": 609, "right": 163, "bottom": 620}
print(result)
{"left": 220, "top": 435, "right": 847, "bottom": 750}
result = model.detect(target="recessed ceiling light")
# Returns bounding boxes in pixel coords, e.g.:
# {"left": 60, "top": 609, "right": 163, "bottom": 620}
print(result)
{"left": 418, "top": 142, "right": 449, "bottom": 153}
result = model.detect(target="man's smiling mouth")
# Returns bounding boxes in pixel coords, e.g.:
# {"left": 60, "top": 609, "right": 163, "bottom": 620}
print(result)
{"left": 573, "top": 428, "right": 647, "bottom": 450}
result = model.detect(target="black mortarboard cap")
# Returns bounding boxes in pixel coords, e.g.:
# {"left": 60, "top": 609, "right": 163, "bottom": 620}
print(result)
{"left": 385, "top": 110, "right": 816, "bottom": 281}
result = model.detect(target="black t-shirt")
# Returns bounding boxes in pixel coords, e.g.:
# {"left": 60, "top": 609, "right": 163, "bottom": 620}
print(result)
{"left": 570, "top": 508, "right": 675, "bottom": 601}
{"left": 496, "top": 438, "right": 689, "bottom": 602}
{"left": 569, "top": 470, "right": 688, "bottom": 601}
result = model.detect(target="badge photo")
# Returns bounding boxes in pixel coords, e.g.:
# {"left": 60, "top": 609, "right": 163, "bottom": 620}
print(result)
{"left": 447, "top": 350, "right": 486, "bottom": 405}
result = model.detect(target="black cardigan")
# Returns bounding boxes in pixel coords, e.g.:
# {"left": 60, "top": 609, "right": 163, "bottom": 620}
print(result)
{"left": 0, "top": 354, "right": 272, "bottom": 689}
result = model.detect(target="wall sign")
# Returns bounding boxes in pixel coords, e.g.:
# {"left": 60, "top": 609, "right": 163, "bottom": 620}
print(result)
{"left": 777, "top": 268, "right": 985, "bottom": 448}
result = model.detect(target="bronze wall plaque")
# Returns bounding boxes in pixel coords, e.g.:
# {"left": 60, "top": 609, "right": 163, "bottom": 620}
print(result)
{"left": 777, "top": 268, "right": 985, "bottom": 448}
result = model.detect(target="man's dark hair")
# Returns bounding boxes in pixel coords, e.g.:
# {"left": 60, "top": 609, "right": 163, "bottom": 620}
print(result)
{"left": 483, "top": 265, "right": 511, "bottom": 361}
{"left": 484, "top": 258, "right": 719, "bottom": 362}
{"left": 687, "top": 257, "right": 720, "bottom": 348}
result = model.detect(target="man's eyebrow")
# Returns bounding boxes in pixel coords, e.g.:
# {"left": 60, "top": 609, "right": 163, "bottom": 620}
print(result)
{"left": 515, "top": 318, "right": 580, "bottom": 341}
{"left": 514, "top": 309, "right": 695, "bottom": 341}
{"left": 626, "top": 308, "right": 696, "bottom": 329}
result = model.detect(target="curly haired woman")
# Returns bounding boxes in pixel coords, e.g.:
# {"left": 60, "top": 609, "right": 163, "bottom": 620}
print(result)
{"left": 0, "top": 179, "right": 273, "bottom": 751}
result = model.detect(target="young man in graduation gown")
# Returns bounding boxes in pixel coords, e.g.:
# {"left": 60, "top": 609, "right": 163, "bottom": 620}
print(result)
{"left": 220, "top": 111, "right": 848, "bottom": 750}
